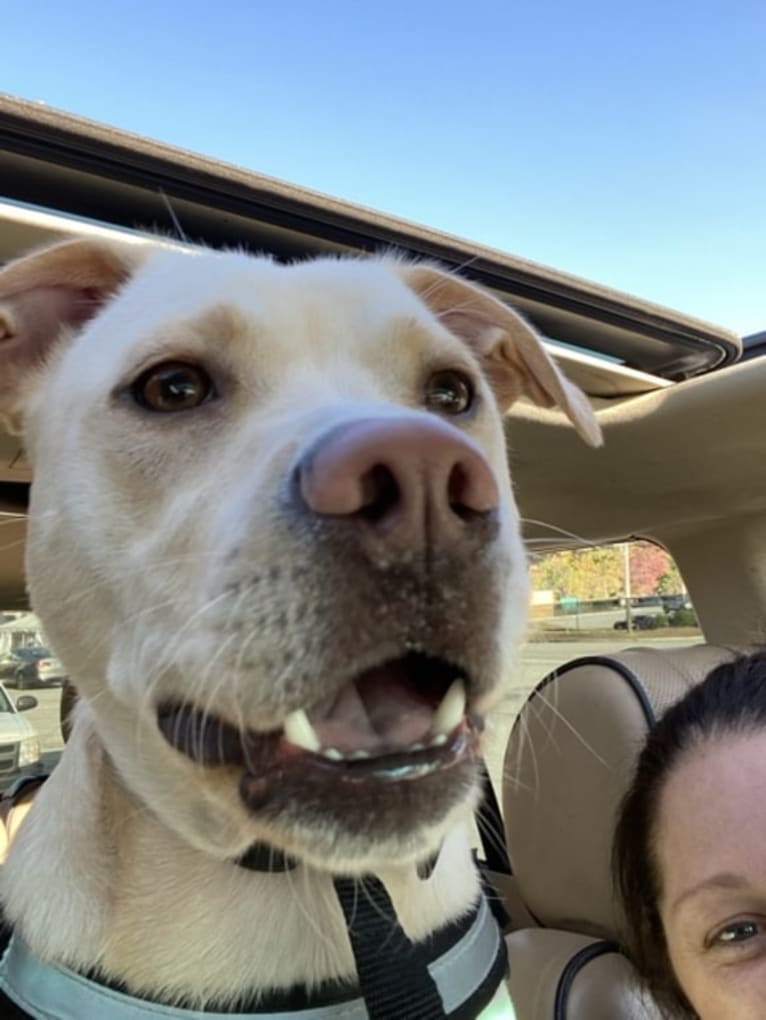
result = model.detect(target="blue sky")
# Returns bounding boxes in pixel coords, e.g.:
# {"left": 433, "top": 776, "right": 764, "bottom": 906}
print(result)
{"left": 2, "top": 1, "right": 764, "bottom": 334}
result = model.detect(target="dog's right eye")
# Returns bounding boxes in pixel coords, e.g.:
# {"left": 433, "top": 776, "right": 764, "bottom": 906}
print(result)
{"left": 132, "top": 362, "right": 214, "bottom": 413}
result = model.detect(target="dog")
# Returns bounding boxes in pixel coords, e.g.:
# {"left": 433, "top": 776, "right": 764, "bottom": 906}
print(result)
{"left": 0, "top": 239, "right": 600, "bottom": 1017}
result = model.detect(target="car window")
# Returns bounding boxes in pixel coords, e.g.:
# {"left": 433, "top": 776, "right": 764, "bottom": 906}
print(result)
{"left": 14, "top": 647, "right": 50, "bottom": 661}
{"left": 481, "top": 541, "right": 700, "bottom": 794}
{"left": 0, "top": 687, "right": 12, "bottom": 713}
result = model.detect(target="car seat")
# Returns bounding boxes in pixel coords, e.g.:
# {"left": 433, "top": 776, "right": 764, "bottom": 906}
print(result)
{"left": 500, "top": 645, "right": 735, "bottom": 1018}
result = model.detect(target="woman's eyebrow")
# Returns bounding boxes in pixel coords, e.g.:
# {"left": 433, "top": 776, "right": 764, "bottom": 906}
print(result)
{"left": 670, "top": 872, "right": 751, "bottom": 913}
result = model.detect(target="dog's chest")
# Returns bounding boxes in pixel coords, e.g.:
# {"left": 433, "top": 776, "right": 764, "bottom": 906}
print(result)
{"left": 100, "top": 827, "right": 479, "bottom": 997}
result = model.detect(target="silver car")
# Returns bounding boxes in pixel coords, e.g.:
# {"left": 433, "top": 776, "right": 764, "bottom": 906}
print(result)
{"left": 0, "top": 683, "right": 43, "bottom": 792}
{"left": 35, "top": 656, "right": 67, "bottom": 687}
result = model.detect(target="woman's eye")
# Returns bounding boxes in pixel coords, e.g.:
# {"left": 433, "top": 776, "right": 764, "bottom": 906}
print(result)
{"left": 132, "top": 362, "right": 214, "bottom": 413}
{"left": 424, "top": 370, "right": 475, "bottom": 416}
{"left": 712, "top": 920, "right": 764, "bottom": 947}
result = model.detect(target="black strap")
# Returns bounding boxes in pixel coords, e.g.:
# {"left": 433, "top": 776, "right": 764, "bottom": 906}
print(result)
{"left": 475, "top": 761, "right": 511, "bottom": 877}
{"left": 0, "top": 986, "right": 34, "bottom": 1020}
{"left": 332, "top": 875, "right": 447, "bottom": 1020}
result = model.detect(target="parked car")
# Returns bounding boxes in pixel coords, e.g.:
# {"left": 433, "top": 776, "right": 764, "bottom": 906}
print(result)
{"left": 0, "top": 650, "right": 22, "bottom": 680}
{"left": 2, "top": 646, "right": 66, "bottom": 689}
{"left": 0, "top": 682, "right": 43, "bottom": 793}
{"left": 34, "top": 656, "right": 68, "bottom": 687}
{"left": 613, "top": 614, "right": 656, "bottom": 631}
{"left": 0, "top": 647, "right": 48, "bottom": 683}
{"left": 14, "top": 653, "right": 66, "bottom": 690}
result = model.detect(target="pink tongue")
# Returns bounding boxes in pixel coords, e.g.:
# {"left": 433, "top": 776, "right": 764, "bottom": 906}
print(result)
{"left": 310, "top": 669, "right": 436, "bottom": 754}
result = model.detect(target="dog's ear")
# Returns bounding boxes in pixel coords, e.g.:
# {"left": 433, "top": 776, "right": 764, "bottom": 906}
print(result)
{"left": 0, "top": 239, "right": 145, "bottom": 432}
{"left": 402, "top": 264, "right": 602, "bottom": 447}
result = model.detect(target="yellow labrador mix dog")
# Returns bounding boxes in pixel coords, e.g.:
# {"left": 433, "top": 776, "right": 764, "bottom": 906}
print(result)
{"left": 0, "top": 240, "right": 600, "bottom": 1020}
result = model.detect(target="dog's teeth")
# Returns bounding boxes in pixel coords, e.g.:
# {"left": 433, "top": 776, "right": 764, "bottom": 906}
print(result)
{"left": 429, "top": 733, "right": 448, "bottom": 747}
{"left": 350, "top": 750, "right": 371, "bottom": 760}
{"left": 283, "top": 709, "right": 321, "bottom": 753}
{"left": 431, "top": 679, "right": 466, "bottom": 737}
{"left": 322, "top": 747, "right": 343, "bottom": 761}
{"left": 411, "top": 743, "right": 425, "bottom": 752}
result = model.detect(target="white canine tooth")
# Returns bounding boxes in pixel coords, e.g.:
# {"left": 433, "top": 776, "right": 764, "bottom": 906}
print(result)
{"left": 350, "top": 750, "right": 371, "bottom": 760}
{"left": 430, "top": 733, "right": 448, "bottom": 747}
{"left": 411, "top": 743, "right": 425, "bottom": 752}
{"left": 322, "top": 747, "right": 343, "bottom": 761}
{"left": 283, "top": 709, "right": 321, "bottom": 753}
{"left": 431, "top": 679, "right": 466, "bottom": 737}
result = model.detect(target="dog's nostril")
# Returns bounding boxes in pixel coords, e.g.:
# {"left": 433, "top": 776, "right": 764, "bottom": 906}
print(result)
{"left": 447, "top": 462, "right": 486, "bottom": 522}
{"left": 357, "top": 464, "right": 400, "bottom": 523}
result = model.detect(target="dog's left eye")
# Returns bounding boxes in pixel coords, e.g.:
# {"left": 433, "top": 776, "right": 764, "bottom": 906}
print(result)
{"left": 132, "top": 362, "right": 214, "bottom": 413}
{"left": 424, "top": 370, "right": 474, "bottom": 416}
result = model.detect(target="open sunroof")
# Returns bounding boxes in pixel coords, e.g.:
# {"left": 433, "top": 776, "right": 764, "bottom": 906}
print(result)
{"left": 0, "top": 95, "right": 741, "bottom": 387}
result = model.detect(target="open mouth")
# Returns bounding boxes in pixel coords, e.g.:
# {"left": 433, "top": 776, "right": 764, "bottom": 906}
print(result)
{"left": 157, "top": 653, "right": 481, "bottom": 785}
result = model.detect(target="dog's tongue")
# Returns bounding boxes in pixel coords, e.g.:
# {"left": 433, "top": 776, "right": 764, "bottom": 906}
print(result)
{"left": 308, "top": 664, "right": 436, "bottom": 754}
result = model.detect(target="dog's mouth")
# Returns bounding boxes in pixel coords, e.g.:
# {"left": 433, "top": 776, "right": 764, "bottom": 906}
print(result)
{"left": 157, "top": 653, "right": 481, "bottom": 789}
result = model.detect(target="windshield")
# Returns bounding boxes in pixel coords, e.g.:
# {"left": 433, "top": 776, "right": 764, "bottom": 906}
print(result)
{"left": 13, "top": 647, "right": 49, "bottom": 661}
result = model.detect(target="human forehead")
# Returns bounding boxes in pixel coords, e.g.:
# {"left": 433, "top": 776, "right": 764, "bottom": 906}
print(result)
{"left": 657, "top": 729, "right": 766, "bottom": 909}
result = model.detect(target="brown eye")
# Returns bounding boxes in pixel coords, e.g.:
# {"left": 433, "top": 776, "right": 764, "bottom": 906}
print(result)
{"left": 132, "top": 362, "right": 214, "bottom": 413}
{"left": 424, "top": 370, "right": 474, "bottom": 415}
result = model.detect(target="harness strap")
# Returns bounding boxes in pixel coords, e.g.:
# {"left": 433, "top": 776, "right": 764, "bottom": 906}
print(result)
{"left": 0, "top": 894, "right": 509, "bottom": 1019}
{"left": 0, "top": 764, "right": 513, "bottom": 1018}
{"left": 332, "top": 876, "right": 446, "bottom": 1020}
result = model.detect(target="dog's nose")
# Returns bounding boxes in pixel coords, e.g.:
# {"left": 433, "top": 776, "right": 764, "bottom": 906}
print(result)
{"left": 296, "top": 417, "right": 499, "bottom": 551}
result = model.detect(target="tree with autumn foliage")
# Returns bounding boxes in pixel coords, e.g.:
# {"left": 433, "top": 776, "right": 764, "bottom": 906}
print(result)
{"left": 531, "top": 541, "right": 685, "bottom": 601}
{"left": 629, "top": 543, "right": 669, "bottom": 596}
{"left": 530, "top": 546, "right": 623, "bottom": 600}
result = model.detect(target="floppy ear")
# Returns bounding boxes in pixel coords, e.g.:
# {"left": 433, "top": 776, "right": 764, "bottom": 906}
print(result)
{"left": 0, "top": 239, "right": 144, "bottom": 432}
{"left": 402, "top": 264, "right": 602, "bottom": 447}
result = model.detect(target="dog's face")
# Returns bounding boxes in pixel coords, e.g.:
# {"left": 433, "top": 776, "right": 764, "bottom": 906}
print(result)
{"left": 0, "top": 241, "right": 600, "bottom": 873}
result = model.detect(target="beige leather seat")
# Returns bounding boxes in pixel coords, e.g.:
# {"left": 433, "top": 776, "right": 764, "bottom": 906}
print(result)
{"left": 501, "top": 645, "right": 734, "bottom": 1019}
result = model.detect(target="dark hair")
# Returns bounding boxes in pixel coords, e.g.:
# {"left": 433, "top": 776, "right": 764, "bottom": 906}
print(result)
{"left": 612, "top": 650, "right": 766, "bottom": 1019}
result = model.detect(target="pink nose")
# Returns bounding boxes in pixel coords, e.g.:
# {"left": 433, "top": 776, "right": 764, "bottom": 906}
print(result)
{"left": 297, "top": 417, "right": 499, "bottom": 552}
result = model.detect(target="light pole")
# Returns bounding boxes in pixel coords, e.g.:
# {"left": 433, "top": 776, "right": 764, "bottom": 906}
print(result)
{"left": 623, "top": 542, "right": 633, "bottom": 632}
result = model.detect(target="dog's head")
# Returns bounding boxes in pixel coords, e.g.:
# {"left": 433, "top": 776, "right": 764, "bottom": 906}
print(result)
{"left": 0, "top": 240, "right": 600, "bottom": 872}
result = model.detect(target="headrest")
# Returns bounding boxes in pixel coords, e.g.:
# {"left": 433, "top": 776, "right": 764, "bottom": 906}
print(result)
{"left": 502, "top": 645, "right": 733, "bottom": 937}
{"left": 505, "top": 928, "right": 662, "bottom": 1019}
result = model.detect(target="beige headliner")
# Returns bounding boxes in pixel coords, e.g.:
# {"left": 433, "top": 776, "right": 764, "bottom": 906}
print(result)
{"left": 512, "top": 357, "right": 766, "bottom": 545}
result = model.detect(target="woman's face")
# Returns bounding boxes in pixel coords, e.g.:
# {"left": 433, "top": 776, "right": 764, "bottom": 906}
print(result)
{"left": 657, "top": 730, "right": 766, "bottom": 1020}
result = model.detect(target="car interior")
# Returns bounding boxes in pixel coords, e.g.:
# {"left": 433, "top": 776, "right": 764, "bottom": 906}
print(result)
{"left": 1, "top": 94, "right": 764, "bottom": 1019}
